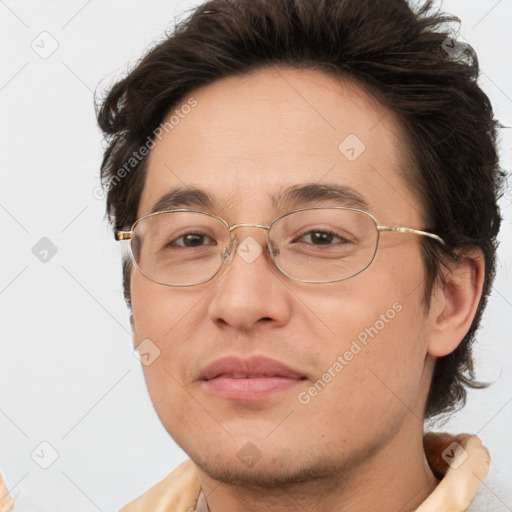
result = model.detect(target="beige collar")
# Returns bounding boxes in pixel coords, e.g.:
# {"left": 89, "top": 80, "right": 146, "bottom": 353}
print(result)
{"left": 416, "top": 433, "right": 490, "bottom": 512}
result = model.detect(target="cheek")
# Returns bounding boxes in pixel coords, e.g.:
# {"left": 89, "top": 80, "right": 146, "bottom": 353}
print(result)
{"left": 130, "top": 271, "right": 201, "bottom": 341}
{"left": 130, "top": 276, "right": 198, "bottom": 432}
{"left": 310, "top": 248, "right": 429, "bottom": 403}
{"left": 130, "top": 272, "right": 198, "bottom": 394}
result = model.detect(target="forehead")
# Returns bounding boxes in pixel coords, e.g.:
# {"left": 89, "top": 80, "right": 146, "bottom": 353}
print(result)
{"left": 139, "top": 66, "right": 422, "bottom": 226}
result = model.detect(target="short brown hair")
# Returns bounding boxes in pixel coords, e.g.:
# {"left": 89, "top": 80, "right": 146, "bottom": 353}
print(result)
{"left": 96, "top": 0, "right": 504, "bottom": 419}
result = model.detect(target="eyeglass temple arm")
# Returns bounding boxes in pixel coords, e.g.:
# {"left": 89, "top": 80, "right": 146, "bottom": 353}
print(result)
{"left": 377, "top": 226, "right": 446, "bottom": 245}
{"left": 114, "top": 221, "right": 269, "bottom": 241}
{"left": 115, "top": 230, "right": 132, "bottom": 241}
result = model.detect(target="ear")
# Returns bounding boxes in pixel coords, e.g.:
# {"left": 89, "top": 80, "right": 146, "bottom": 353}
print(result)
{"left": 427, "top": 249, "right": 485, "bottom": 357}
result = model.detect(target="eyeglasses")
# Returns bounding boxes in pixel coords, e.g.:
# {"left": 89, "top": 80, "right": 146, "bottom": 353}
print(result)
{"left": 115, "top": 207, "right": 446, "bottom": 287}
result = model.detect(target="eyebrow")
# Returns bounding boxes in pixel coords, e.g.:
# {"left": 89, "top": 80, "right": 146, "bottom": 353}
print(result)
{"left": 150, "top": 182, "right": 370, "bottom": 215}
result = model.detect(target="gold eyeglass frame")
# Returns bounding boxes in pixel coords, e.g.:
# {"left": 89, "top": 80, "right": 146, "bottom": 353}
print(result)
{"left": 115, "top": 206, "right": 446, "bottom": 287}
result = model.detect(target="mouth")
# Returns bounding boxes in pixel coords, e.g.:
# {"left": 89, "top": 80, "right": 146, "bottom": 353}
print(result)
{"left": 202, "top": 376, "right": 304, "bottom": 400}
{"left": 199, "top": 355, "right": 307, "bottom": 401}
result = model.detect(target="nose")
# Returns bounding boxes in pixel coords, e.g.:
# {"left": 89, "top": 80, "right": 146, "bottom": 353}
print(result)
{"left": 207, "top": 226, "right": 292, "bottom": 333}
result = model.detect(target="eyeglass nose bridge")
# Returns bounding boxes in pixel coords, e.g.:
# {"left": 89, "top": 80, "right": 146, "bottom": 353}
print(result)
{"left": 221, "top": 222, "right": 280, "bottom": 266}
{"left": 228, "top": 222, "right": 270, "bottom": 232}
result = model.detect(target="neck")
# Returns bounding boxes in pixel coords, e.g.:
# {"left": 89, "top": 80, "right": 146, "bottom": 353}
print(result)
{"left": 196, "top": 424, "right": 438, "bottom": 512}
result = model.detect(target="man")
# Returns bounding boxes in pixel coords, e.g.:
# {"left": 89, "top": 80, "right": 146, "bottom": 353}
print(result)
{"left": 94, "top": 0, "right": 502, "bottom": 510}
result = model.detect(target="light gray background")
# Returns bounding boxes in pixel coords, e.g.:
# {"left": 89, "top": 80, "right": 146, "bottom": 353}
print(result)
{"left": 0, "top": 1, "right": 511, "bottom": 510}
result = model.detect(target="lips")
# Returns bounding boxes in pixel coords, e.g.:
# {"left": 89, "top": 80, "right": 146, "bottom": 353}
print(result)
{"left": 199, "top": 355, "right": 306, "bottom": 401}
{"left": 199, "top": 355, "right": 305, "bottom": 381}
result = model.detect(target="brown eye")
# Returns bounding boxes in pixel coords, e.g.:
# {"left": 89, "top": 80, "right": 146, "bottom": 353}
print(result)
{"left": 296, "top": 230, "right": 351, "bottom": 246}
{"left": 169, "top": 232, "right": 216, "bottom": 248}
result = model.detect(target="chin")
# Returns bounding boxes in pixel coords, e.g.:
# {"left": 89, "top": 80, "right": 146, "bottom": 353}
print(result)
{"left": 197, "top": 456, "right": 340, "bottom": 488}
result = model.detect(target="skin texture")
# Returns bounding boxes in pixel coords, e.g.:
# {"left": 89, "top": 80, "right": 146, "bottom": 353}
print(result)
{"left": 129, "top": 66, "right": 484, "bottom": 511}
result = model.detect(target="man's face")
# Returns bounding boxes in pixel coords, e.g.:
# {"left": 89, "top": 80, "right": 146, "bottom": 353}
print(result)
{"left": 130, "top": 67, "right": 435, "bottom": 484}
